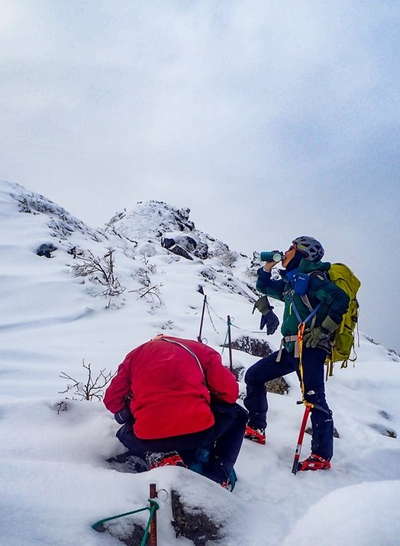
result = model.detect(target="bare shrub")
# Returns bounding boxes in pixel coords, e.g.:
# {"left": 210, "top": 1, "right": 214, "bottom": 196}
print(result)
{"left": 133, "top": 255, "right": 157, "bottom": 287}
{"left": 129, "top": 255, "right": 162, "bottom": 309}
{"left": 69, "top": 248, "right": 125, "bottom": 307}
{"left": 54, "top": 400, "right": 69, "bottom": 414}
{"left": 59, "top": 360, "right": 114, "bottom": 401}
{"left": 219, "top": 250, "right": 239, "bottom": 268}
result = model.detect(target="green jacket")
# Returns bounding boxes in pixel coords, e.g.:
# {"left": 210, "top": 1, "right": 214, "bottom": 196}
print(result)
{"left": 256, "top": 259, "right": 349, "bottom": 352}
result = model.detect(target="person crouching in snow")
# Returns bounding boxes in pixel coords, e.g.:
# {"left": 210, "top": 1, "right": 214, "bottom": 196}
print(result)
{"left": 104, "top": 334, "right": 247, "bottom": 490}
{"left": 244, "top": 236, "right": 349, "bottom": 471}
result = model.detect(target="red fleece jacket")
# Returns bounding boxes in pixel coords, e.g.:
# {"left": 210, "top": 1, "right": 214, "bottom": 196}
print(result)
{"left": 103, "top": 336, "right": 238, "bottom": 439}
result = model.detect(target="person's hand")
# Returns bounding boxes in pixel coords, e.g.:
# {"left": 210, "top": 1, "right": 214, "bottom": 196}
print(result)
{"left": 263, "top": 262, "right": 276, "bottom": 272}
{"left": 303, "top": 316, "right": 339, "bottom": 348}
{"left": 114, "top": 407, "right": 132, "bottom": 424}
{"left": 260, "top": 309, "right": 280, "bottom": 334}
{"left": 303, "top": 327, "right": 329, "bottom": 348}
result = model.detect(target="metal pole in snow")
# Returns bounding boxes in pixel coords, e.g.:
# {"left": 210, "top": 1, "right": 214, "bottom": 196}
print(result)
{"left": 149, "top": 483, "right": 158, "bottom": 546}
{"left": 227, "top": 315, "right": 233, "bottom": 372}
{"left": 197, "top": 294, "right": 207, "bottom": 342}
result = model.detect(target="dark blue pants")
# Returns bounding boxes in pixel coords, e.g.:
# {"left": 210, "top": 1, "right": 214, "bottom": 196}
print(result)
{"left": 116, "top": 402, "right": 248, "bottom": 478}
{"left": 244, "top": 348, "right": 333, "bottom": 460}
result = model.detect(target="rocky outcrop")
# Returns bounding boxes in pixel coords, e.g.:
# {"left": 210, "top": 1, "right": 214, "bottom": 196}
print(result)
{"left": 229, "top": 335, "right": 290, "bottom": 395}
{"left": 171, "top": 490, "right": 222, "bottom": 546}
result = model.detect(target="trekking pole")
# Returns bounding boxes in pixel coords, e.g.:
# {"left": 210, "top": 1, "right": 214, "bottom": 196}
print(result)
{"left": 197, "top": 294, "right": 207, "bottom": 342}
{"left": 227, "top": 315, "right": 233, "bottom": 372}
{"left": 291, "top": 404, "right": 312, "bottom": 475}
{"left": 149, "top": 483, "right": 158, "bottom": 546}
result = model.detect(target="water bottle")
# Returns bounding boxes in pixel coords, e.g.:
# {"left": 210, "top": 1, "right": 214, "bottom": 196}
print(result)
{"left": 260, "top": 250, "right": 283, "bottom": 263}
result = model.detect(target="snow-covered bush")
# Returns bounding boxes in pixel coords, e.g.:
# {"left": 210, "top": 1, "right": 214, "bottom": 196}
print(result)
{"left": 219, "top": 249, "right": 239, "bottom": 268}
{"left": 12, "top": 189, "right": 103, "bottom": 241}
{"left": 69, "top": 248, "right": 126, "bottom": 307}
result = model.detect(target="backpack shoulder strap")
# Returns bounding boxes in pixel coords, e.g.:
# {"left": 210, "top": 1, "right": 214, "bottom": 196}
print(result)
{"left": 300, "top": 270, "right": 328, "bottom": 327}
{"left": 299, "top": 293, "right": 318, "bottom": 328}
{"left": 161, "top": 338, "right": 205, "bottom": 377}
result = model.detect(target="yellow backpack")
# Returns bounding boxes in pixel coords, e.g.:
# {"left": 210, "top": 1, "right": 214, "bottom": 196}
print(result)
{"left": 326, "top": 263, "right": 361, "bottom": 374}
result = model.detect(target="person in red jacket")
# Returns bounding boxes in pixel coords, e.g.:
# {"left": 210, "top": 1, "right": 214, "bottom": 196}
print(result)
{"left": 104, "top": 334, "right": 247, "bottom": 489}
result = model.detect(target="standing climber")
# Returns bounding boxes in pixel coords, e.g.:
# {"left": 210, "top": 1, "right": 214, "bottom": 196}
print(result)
{"left": 244, "top": 237, "right": 349, "bottom": 470}
{"left": 104, "top": 334, "right": 247, "bottom": 489}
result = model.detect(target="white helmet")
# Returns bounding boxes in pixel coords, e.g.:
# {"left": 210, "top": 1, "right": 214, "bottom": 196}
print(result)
{"left": 293, "top": 236, "right": 324, "bottom": 262}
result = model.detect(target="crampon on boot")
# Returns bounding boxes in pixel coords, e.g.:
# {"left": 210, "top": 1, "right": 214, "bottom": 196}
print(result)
{"left": 298, "top": 454, "right": 331, "bottom": 471}
{"left": 221, "top": 469, "right": 238, "bottom": 492}
{"left": 244, "top": 425, "right": 266, "bottom": 445}
{"left": 146, "top": 451, "right": 186, "bottom": 470}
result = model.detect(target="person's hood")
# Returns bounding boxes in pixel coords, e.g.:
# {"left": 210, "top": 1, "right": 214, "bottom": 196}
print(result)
{"left": 298, "top": 258, "right": 330, "bottom": 273}
{"left": 280, "top": 259, "right": 330, "bottom": 278}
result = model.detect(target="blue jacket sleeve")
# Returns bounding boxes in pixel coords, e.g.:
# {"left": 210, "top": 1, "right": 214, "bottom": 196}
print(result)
{"left": 256, "top": 267, "right": 285, "bottom": 301}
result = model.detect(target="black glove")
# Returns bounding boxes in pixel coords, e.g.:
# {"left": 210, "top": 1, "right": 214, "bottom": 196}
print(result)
{"left": 260, "top": 309, "right": 280, "bottom": 334}
{"left": 253, "top": 295, "right": 280, "bottom": 334}
{"left": 114, "top": 407, "right": 133, "bottom": 424}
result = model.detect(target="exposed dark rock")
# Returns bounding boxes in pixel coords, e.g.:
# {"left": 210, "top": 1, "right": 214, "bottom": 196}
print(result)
{"left": 387, "top": 348, "right": 400, "bottom": 362}
{"left": 265, "top": 377, "right": 290, "bottom": 395}
{"left": 379, "top": 410, "right": 392, "bottom": 420}
{"left": 226, "top": 336, "right": 290, "bottom": 395}
{"left": 200, "top": 267, "right": 216, "bottom": 282}
{"left": 106, "top": 451, "right": 147, "bottom": 474}
{"left": 193, "top": 241, "right": 209, "bottom": 260}
{"left": 369, "top": 423, "right": 397, "bottom": 438}
{"left": 230, "top": 364, "right": 245, "bottom": 381}
{"left": 171, "top": 490, "right": 222, "bottom": 546}
{"left": 230, "top": 335, "right": 273, "bottom": 358}
{"left": 94, "top": 519, "right": 146, "bottom": 546}
{"left": 161, "top": 235, "right": 197, "bottom": 260}
{"left": 36, "top": 243, "right": 58, "bottom": 258}
{"left": 168, "top": 244, "right": 193, "bottom": 260}
{"left": 67, "top": 245, "right": 84, "bottom": 258}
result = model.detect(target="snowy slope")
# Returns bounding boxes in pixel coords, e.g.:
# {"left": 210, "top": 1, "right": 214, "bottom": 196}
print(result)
{"left": 1, "top": 180, "right": 399, "bottom": 546}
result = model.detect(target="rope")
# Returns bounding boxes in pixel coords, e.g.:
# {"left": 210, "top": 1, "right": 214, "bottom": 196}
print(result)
{"left": 207, "top": 300, "right": 262, "bottom": 334}
{"left": 205, "top": 301, "right": 220, "bottom": 334}
{"left": 297, "top": 323, "right": 306, "bottom": 397}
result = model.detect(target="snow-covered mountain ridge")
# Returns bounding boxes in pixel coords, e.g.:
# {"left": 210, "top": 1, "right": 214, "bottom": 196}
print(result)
{"left": 1, "top": 179, "right": 399, "bottom": 546}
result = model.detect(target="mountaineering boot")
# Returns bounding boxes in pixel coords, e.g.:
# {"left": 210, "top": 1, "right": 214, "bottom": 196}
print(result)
{"left": 220, "top": 468, "right": 238, "bottom": 492}
{"left": 106, "top": 451, "right": 147, "bottom": 473}
{"left": 203, "top": 459, "right": 237, "bottom": 492}
{"left": 298, "top": 454, "right": 331, "bottom": 471}
{"left": 145, "top": 451, "right": 186, "bottom": 470}
{"left": 244, "top": 425, "right": 266, "bottom": 445}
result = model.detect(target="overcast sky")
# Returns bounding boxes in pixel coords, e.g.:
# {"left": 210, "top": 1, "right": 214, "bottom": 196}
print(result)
{"left": 1, "top": 1, "right": 399, "bottom": 351}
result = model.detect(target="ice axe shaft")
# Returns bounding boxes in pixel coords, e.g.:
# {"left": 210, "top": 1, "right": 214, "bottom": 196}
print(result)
{"left": 292, "top": 405, "right": 311, "bottom": 474}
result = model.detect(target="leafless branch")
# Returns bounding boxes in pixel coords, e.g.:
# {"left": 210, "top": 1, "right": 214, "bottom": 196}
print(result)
{"left": 59, "top": 360, "right": 115, "bottom": 401}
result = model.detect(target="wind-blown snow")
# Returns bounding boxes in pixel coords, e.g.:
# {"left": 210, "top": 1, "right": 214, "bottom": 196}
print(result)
{"left": 0, "top": 180, "right": 399, "bottom": 545}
